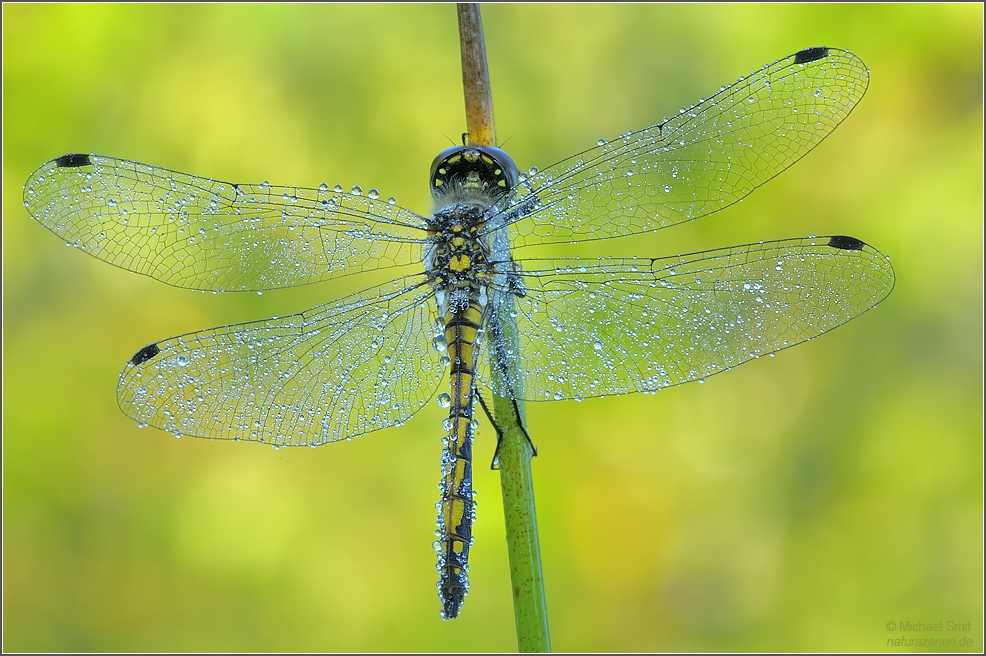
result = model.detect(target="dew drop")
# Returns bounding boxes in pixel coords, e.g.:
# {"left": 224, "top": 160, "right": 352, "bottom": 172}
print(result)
{"left": 437, "top": 393, "right": 452, "bottom": 408}
{"left": 350, "top": 185, "right": 362, "bottom": 196}
{"left": 318, "top": 182, "right": 329, "bottom": 192}
{"left": 367, "top": 188, "right": 380, "bottom": 200}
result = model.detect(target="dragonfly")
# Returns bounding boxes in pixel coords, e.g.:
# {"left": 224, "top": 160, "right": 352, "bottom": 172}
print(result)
{"left": 23, "top": 46, "right": 894, "bottom": 620}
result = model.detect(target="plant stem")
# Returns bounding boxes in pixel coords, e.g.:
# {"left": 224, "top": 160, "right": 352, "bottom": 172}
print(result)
{"left": 457, "top": 3, "right": 496, "bottom": 149}
{"left": 457, "top": 4, "right": 551, "bottom": 652}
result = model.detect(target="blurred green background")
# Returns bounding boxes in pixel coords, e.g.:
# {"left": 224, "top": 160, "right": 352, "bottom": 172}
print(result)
{"left": 3, "top": 4, "right": 982, "bottom": 652}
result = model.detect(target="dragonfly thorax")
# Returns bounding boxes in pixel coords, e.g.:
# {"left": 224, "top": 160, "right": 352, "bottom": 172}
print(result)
{"left": 426, "top": 202, "right": 493, "bottom": 313}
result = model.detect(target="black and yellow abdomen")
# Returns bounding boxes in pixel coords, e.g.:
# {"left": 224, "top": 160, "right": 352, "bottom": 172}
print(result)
{"left": 435, "top": 290, "right": 486, "bottom": 619}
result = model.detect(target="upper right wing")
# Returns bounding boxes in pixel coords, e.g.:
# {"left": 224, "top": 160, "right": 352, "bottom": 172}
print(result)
{"left": 494, "top": 48, "right": 869, "bottom": 247}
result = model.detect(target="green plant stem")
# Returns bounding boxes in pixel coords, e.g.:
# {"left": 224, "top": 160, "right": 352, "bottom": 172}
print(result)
{"left": 457, "top": 3, "right": 550, "bottom": 652}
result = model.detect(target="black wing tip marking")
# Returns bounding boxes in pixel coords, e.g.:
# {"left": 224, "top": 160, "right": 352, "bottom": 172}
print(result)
{"left": 54, "top": 153, "right": 93, "bottom": 168}
{"left": 794, "top": 47, "right": 830, "bottom": 64}
{"left": 827, "top": 235, "right": 866, "bottom": 251}
{"left": 129, "top": 343, "right": 161, "bottom": 366}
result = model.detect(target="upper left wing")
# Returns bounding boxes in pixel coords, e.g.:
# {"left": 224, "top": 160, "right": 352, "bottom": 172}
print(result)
{"left": 24, "top": 154, "right": 430, "bottom": 291}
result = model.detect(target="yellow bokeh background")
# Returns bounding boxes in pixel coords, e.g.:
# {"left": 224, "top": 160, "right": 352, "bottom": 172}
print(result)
{"left": 3, "top": 4, "right": 982, "bottom": 651}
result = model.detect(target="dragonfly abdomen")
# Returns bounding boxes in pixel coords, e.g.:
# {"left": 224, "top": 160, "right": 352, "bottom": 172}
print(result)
{"left": 436, "top": 288, "right": 488, "bottom": 620}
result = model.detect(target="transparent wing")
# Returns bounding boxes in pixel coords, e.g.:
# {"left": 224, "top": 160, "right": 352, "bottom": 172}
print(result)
{"left": 480, "top": 237, "right": 894, "bottom": 401}
{"left": 117, "top": 275, "right": 443, "bottom": 446}
{"left": 492, "top": 48, "right": 869, "bottom": 246}
{"left": 23, "top": 154, "right": 430, "bottom": 291}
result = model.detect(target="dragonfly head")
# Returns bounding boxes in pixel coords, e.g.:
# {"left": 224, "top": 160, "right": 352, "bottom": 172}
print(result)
{"left": 430, "top": 146, "right": 519, "bottom": 203}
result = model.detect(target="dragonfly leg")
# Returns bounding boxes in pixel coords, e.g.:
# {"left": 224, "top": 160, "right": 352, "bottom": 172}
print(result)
{"left": 476, "top": 386, "right": 536, "bottom": 470}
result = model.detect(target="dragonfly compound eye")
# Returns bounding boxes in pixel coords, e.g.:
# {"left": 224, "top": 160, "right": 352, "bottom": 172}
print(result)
{"left": 429, "top": 146, "right": 519, "bottom": 200}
